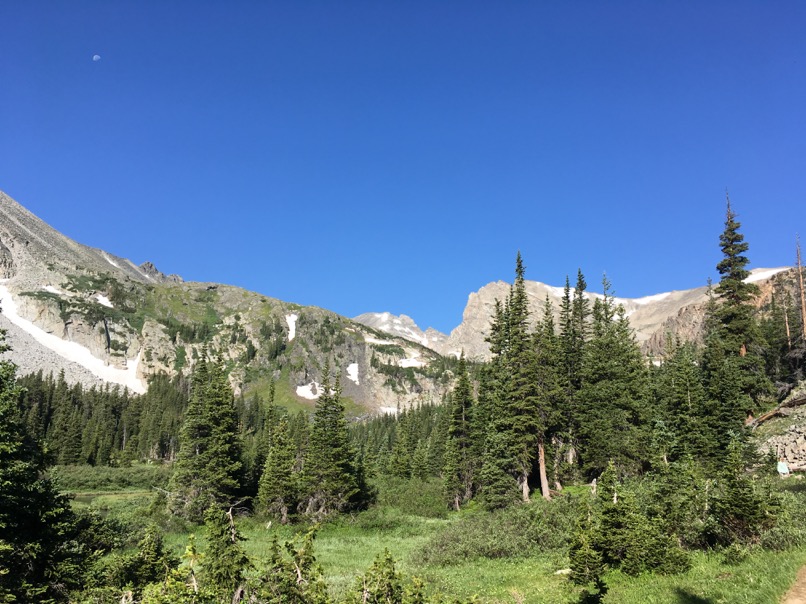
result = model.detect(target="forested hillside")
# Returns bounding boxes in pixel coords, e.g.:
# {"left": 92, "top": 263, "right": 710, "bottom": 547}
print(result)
{"left": 2, "top": 203, "right": 806, "bottom": 603}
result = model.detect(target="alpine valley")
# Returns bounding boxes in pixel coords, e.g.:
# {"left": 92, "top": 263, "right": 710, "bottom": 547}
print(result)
{"left": 0, "top": 189, "right": 800, "bottom": 414}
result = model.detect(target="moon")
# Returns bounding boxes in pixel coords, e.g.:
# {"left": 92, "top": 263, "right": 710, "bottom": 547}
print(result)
{"left": 92, "top": 54, "right": 101, "bottom": 62}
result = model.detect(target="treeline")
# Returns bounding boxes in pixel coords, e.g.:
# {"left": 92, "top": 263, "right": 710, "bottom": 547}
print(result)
{"left": 4, "top": 201, "right": 806, "bottom": 602}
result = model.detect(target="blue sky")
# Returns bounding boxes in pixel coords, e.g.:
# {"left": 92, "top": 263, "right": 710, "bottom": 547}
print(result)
{"left": 2, "top": 2, "right": 805, "bottom": 333}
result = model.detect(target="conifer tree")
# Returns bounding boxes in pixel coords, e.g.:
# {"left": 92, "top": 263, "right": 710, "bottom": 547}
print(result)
{"left": 203, "top": 505, "right": 250, "bottom": 601}
{"left": 502, "top": 252, "right": 541, "bottom": 501}
{"left": 168, "top": 355, "right": 242, "bottom": 521}
{"left": 443, "top": 354, "right": 475, "bottom": 509}
{"left": 256, "top": 416, "right": 297, "bottom": 523}
{"left": 702, "top": 198, "right": 772, "bottom": 454}
{"left": 577, "top": 277, "right": 650, "bottom": 477}
{"left": 301, "top": 364, "right": 359, "bottom": 519}
{"left": 0, "top": 331, "right": 97, "bottom": 601}
{"left": 533, "top": 296, "right": 564, "bottom": 498}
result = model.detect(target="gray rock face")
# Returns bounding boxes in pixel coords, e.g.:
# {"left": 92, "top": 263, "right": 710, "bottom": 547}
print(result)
{"left": 759, "top": 385, "right": 806, "bottom": 469}
{"left": 0, "top": 189, "right": 455, "bottom": 412}
{"left": 353, "top": 312, "right": 448, "bottom": 350}
{"left": 361, "top": 269, "right": 793, "bottom": 362}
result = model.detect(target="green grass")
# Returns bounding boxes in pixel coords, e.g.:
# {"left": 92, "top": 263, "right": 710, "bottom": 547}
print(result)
{"left": 65, "top": 472, "right": 806, "bottom": 603}
{"left": 52, "top": 463, "right": 173, "bottom": 493}
{"left": 244, "top": 365, "right": 364, "bottom": 418}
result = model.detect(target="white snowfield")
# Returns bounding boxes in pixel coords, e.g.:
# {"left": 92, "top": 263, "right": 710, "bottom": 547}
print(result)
{"left": 745, "top": 267, "right": 789, "bottom": 283}
{"left": 96, "top": 294, "right": 114, "bottom": 308}
{"left": 102, "top": 252, "right": 120, "bottom": 269}
{"left": 347, "top": 362, "right": 359, "bottom": 385}
{"left": 43, "top": 285, "right": 64, "bottom": 295}
{"left": 0, "top": 283, "right": 146, "bottom": 393}
{"left": 379, "top": 406, "right": 399, "bottom": 415}
{"left": 364, "top": 336, "right": 395, "bottom": 345}
{"left": 633, "top": 292, "right": 672, "bottom": 305}
{"left": 296, "top": 381, "right": 321, "bottom": 400}
{"left": 286, "top": 313, "right": 298, "bottom": 341}
{"left": 398, "top": 357, "right": 426, "bottom": 368}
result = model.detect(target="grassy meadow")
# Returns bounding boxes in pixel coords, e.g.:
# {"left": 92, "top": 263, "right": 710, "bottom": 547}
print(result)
{"left": 62, "top": 467, "right": 806, "bottom": 603}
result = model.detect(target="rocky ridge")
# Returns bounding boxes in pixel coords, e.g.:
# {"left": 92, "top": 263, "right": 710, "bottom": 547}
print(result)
{"left": 362, "top": 268, "right": 792, "bottom": 362}
{"left": 0, "top": 190, "right": 454, "bottom": 412}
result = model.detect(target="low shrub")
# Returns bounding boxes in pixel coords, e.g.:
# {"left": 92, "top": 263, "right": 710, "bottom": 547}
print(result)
{"left": 415, "top": 495, "right": 583, "bottom": 566}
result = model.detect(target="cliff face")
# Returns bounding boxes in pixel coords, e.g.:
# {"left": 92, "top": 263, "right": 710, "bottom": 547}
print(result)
{"left": 0, "top": 190, "right": 454, "bottom": 412}
{"left": 364, "top": 269, "right": 794, "bottom": 363}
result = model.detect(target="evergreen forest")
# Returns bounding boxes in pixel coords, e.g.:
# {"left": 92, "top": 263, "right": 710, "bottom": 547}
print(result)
{"left": 3, "top": 204, "right": 806, "bottom": 603}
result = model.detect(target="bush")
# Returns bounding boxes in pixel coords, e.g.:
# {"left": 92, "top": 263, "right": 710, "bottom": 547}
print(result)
{"left": 373, "top": 476, "right": 449, "bottom": 519}
{"left": 415, "top": 496, "right": 583, "bottom": 566}
{"left": 52, "top": 463, "right": 172, "bottom": 492}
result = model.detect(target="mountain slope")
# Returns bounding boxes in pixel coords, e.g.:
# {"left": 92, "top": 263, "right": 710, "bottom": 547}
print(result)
{"left": 0, "top": 190, "right": 454, "bottom": 412}
{"left": 361, "top": 269, "right": 791, "bottom": 361}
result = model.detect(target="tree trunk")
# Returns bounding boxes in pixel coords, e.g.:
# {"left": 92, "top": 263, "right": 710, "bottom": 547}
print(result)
{"left": 538, "top": 439, "right": 551, "bottom": 501}
{"left": 519, "top": 470, "right": 530, "bottom": 502}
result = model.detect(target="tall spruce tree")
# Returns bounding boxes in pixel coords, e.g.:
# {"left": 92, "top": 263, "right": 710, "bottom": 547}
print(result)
{"left": 503, "top": 252, "right": 541, "bottom": 502}
{"left": 577, "top": 277, "right": 651, "bottom": 477}
{"left": 443, "top": 354, "right": 475, "bottom": 509}
{"left": 0, "top": 331, "right": 97, "bottom": 601}
{"left": 301, "top": 364, "right": 359, "bottom": 519}
{"left": 702, "top": 198, "right": 772, "bottom": 455}
{"left": 256, "top": 416, "right": 297, "bottom": 523}
{"left": 168, "top": 355, "right": 242, "bottom": 521}
{"left": 533, "top": 295, "right": 564, "bottom": 498}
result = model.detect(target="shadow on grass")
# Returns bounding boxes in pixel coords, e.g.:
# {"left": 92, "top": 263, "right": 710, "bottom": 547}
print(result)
{"left": 778, "top": 479, "right": 806, "bottom": 494}
{"left": 674, "top": 588, "right": 714, "bottom": 604}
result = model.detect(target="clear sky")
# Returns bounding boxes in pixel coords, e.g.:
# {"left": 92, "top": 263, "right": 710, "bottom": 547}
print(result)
{"left": 2, "top": 2, "right": 805, "bottom": 333}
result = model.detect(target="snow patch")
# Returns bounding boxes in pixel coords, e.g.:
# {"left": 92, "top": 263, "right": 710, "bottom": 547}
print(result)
{"left": 633, "top": 292, "right": 671, "bottom": 305}
{"left": 102, "top": 253, "right": 120, "bottom": 268}
{"left": 745, "top": 267, "right": 789, "bottom": 283}
{"left": 0, "top": 284, "right": 145, "bottom": 393}
{"left": 399, "top": 357, "right": 426, "bottom": 368}
{"left": 346, "top": 362, "right": 359, "bottom": 385}
{"left": 296, "top": 381, "right": 322, "bottom": 400}
{"left": 96, "top": 294, "right": 113, "bottom": 308}
{"left": 286, "top": 314, "right": 298, "bottom": 341}
{"left": 42, "top": 285, "right": 64, "bottom": 295}
{"left": 379, "top": 406, "right": 399, "bottom": 416}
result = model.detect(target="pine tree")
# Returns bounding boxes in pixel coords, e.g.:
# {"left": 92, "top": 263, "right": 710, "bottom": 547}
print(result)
{"left": 0, "top": 331, "right": 97, "bottom": 601}
{"left": 533, "top": 295, "right": 564, "bottom": 498}
{"left": 702, "top": 198, "right": 772, "bottom": 456}
{"left": 256, "top": 416, "right": 297, "bottom": 523}
{"left": 203, "top": 505, "right": 250, "bottom": 601}
{"left": 168, "top": 355, "right": 242, "bottom": 521}
{"left": 502, "top": 252, "right": 541, "bottom": 501}
{"left": 443, "top": 355, "right": 475, "bottom": 509}
{"left": 577, "top": 277, "right": 650, "bottom": 477}
{"left": 301, "top": 364, "right": 359, "bottom": 519}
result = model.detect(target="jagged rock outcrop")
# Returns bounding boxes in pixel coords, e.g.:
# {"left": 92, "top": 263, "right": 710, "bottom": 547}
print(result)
{"left": 366, "top": 269, "right": 795, "bottom": 363}
{"left": 759, "top": 384, "right": 806, "bottom": 469}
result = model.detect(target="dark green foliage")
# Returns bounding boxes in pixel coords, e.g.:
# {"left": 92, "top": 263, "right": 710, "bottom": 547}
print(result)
{"left": 443, "top": 355, "right": 475, "bottom": 509}
{"left": 416, "top": 497, "right": 581, "bottom": 566}
{"left": 252, "top": 528, "right": 329, "bottom": 604}
{"left": 203, "top": 505, "right": 250, "bottom": 600}
{"left": 168, "top": 356, "right": 242, "bottom": 521}
{"left": 476, "top": 430, "right": 519, "bottom": 510}
{"left": 711, "top": 437, "right": 777, "bottom": 545}
{"left": 301, "top": 365, "right": 360, "bottom": 519}
{"left": 577, "top": 279, "right": 651, "bottom": 477}
{"left": 257, "top": 416, "right": 298, "bottom": 523}
{"left": 700, "top": 200, "right": 773, "bottom": 458}
{"left": 100, "top": 525, "right": 178, "bottom": 597}
{"left": 0, "top": 332, "right": 110, "bottom": 602}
